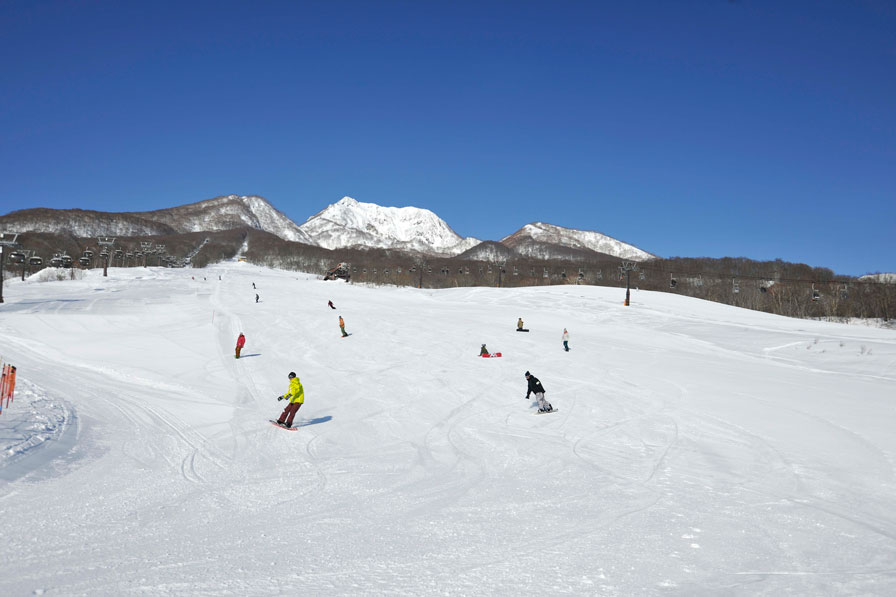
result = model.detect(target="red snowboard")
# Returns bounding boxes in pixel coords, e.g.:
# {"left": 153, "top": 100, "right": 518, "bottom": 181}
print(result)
{"left": 480, "top": 352, "right": 502, "bottom": 358}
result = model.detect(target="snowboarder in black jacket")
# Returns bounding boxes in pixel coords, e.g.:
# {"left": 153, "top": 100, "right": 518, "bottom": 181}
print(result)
{"left": 524, "top": 371, "right": 553, "bottom": 413}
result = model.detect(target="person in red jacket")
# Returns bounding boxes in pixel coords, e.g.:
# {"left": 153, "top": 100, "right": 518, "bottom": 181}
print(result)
{"left": 235, "top": 333, "right": 246, "bottom": 359}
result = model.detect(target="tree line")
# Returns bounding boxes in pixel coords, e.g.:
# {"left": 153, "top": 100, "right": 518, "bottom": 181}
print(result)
{"left": 6, "top": 228, "right": 894, "bottom": 322}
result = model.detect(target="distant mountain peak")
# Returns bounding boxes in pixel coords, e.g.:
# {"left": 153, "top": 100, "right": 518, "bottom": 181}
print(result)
{"left": 299, "top": 197, "right": 480, "bottom": 256}
{"left": 502, "top": 221, "right": 655, "bottom": 261}
{"left": 0, "top": 194, "right": 314, "bottom": 244}
{"left": 1, "top": 194, "right": 656, "bottom": 263}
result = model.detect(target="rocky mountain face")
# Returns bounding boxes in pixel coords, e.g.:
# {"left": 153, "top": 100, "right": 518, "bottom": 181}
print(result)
{"left": 298, "top": 197, "right": 480, "bottom": 256}
{"left": 1, "top": 195, "right": 655, "bottom": 263}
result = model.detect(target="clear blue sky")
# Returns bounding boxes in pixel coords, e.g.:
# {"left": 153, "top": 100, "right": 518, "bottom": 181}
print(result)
{"left": 1, "top": 1, "right": 894, "bottom": 276}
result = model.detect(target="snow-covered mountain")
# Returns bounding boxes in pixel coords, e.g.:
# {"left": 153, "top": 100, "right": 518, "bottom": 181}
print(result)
{"left": 0, "top": 208, "right": 178, "bottom": 238}
{"left": 860, "top": 273, "right": 896, "bottom": 283}
{"left": 299, "top": 196, "right": 480, "bottom": 256}
{"left": 0, "top": 195, "right": 314, "bottom": 244}
{"left": 456, "top": 240, "right": 520, "bottom": 262}
{"left": 2, "top": 194, "right": 657, "bottom": 261}
{"left": 502, "top": 222, "right": 655, "bottom": 261}
{"left": 141, "top": 195, "right": 313, "bottom": 244}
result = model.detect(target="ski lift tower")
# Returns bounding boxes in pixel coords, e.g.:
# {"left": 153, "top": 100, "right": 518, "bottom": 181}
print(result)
{"left": 140, "top": 241, "right": 153, "bottom": 267}
{"left": 619, "top": 261, "right": 638, "bottom": 306}
{"left": 98, "top": 237, "right": 116, "bottom": 277}
{"left": 19, "top": 249, "right": 33, "bottom": 281}
{"left": 155, "top": 244, "right": 166, "bottom": 267}
{"left": 0, "top": 231, "right": 20, "bottom": 303}
{"left": 496, "top": 261, "right": 507, "bottom": 288}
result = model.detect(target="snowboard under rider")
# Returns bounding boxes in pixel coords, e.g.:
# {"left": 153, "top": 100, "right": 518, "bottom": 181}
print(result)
{"left": 235, "top": 333, "right": 246, "bottom": 359}
{"left": 562, "top": 328, "right": 570, "bottom": 352}
{"left": 276, "top": 372, "right": 305, "bottom": 428}
{"left": 524, "top": 371, "right": 553, "bottom": 413}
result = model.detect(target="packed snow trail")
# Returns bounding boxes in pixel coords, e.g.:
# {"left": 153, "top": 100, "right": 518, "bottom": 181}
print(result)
{"left": 1, "top": 262, "right": 895, "bottom": 595}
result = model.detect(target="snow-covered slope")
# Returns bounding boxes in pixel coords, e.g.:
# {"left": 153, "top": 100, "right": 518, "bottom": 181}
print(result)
{"left": 299, "top": 196, "right": 481, "bottom": 256}
{"left": 502, "top": 222, "right": 655, "bottom": 261}
{"left": 1, "top": 262, "right": 895, "bottom": 595}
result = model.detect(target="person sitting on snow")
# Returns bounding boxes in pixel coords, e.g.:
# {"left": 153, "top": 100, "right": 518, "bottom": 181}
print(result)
{"left": 480, "top": 344, "right": 489, "bottom": 356}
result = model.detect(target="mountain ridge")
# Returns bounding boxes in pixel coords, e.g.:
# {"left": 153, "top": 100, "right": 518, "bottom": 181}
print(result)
{"left": 0, "top": 194, "right": 655, "bottom": 262}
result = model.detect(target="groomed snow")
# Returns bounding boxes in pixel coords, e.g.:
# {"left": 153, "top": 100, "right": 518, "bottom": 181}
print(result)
{"left": 1, "top": 263, "right": 895, "bottom": 595}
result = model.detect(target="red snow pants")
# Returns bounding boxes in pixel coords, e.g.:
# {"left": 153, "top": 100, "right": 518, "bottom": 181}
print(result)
{"left": 278, "top": 401, "right": 302, "bottom": 426}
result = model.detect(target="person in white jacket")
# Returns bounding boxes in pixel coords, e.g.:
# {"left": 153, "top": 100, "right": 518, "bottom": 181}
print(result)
{"left": 562, "top": 328, "right": 570, "bottom": 352}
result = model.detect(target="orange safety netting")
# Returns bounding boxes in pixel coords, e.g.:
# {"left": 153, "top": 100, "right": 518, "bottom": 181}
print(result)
{"left": 0, "top": 364, "right": 16, "bottom": 411}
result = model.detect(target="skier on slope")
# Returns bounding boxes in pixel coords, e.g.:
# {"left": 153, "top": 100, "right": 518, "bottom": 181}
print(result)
{"left": 328, "top": 300, "right": 336, "bottom": 309}
{"left": 275, "top": 372, "right": 305, "bottom": 428}
{"left": 524, "top": 371, "right": 553, "bottom": 413}
{"left": 235, "top": 333, "right": 246, "bottom": 359}
{"left": 562, "top": 328, "right": 570, "bottom": 352}
{"left": 339, "top": 315, "right": 349, "bottom": 337}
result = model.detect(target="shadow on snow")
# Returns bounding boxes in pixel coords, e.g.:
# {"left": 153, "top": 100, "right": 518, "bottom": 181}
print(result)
{"left": 296, "top": 416, "right": 332, "bottom": 427}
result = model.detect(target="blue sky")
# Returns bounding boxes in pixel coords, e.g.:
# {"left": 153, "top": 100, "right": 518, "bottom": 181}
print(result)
{"left": 1, "top": 1, "right": 894, "bottom": 276}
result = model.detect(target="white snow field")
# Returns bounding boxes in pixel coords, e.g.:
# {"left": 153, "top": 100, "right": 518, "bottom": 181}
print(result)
{"left": 1, "top": 262, "right": 895, "bottom": 596}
